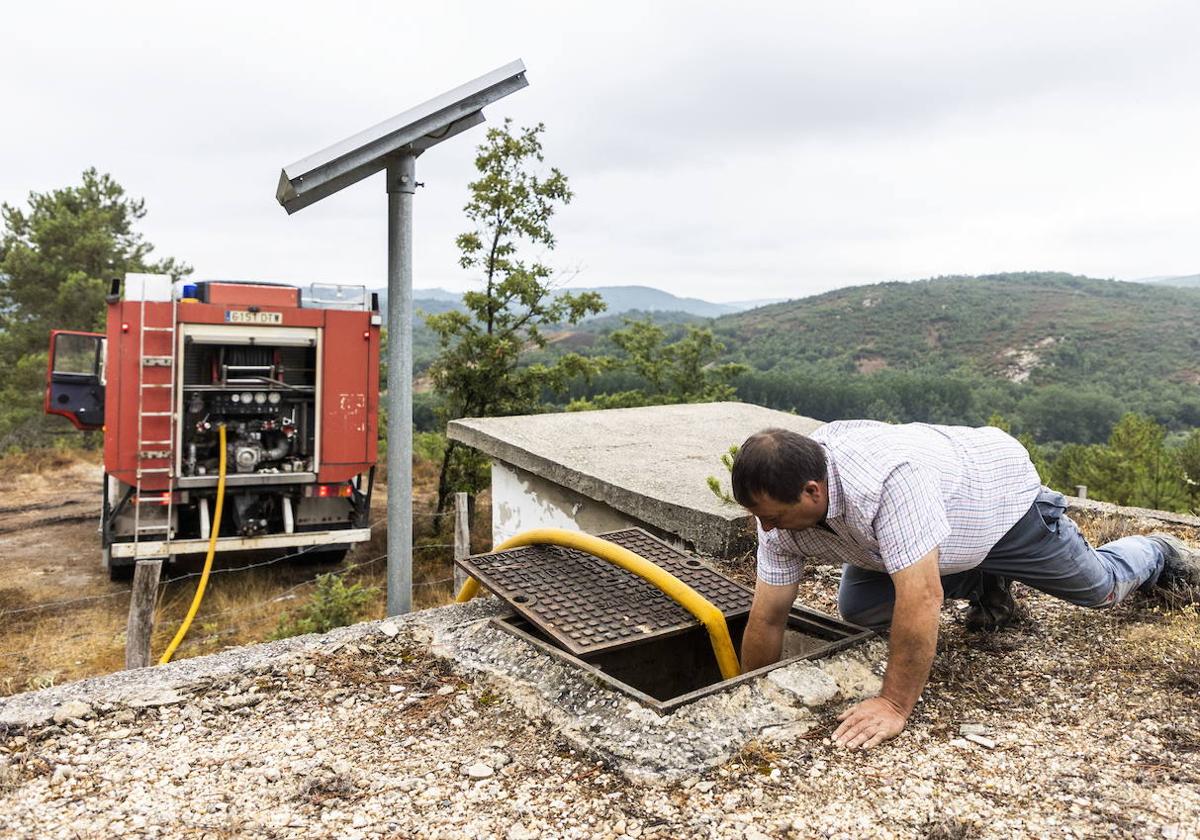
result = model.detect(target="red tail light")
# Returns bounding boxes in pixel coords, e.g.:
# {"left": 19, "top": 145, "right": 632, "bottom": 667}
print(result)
{"left": 315, "top": 484, "right": 353, "bottom": 498}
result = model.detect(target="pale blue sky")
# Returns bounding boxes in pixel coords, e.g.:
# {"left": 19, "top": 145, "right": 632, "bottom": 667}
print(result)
{"left": 3, "top": 1, "right": 1197, "bottom": 301}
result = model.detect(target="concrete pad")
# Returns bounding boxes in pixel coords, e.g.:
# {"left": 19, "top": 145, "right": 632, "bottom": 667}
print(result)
{"left": 415, "top": 598, "right": 886, "bottom": 782}
{"left": 448, "top": 402, "right": 824, "bottom": 557}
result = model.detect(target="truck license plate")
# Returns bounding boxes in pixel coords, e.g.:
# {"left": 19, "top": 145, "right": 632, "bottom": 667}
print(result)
{"left": 225, "top": 310, "right": 283, "bottom": 324}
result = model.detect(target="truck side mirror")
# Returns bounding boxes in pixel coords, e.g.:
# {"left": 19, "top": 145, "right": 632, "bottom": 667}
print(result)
{"left": 45, "top": 330, "right": 106, "bottom": 430}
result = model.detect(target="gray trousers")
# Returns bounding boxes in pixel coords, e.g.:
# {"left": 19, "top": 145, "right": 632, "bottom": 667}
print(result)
{"left": 837, "top": 487, "right": 1167, "bottom": 632}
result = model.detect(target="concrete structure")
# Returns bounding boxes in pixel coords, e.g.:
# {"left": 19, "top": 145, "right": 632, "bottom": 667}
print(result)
{"left": 447, "top": 402, "right": 823, "bottom": 558}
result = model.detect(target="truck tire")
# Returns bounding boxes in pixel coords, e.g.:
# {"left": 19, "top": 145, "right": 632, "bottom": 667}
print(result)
{"left": 105, "top": 548, "right": 135, "bottom": 582}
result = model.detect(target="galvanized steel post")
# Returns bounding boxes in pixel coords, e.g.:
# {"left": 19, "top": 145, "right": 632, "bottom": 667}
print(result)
{"left": 386, "top": 154, "right": 417, "bottom": 615}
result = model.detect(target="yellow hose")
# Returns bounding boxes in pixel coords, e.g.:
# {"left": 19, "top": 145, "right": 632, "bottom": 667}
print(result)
{"left": 159, "top": 424, "right": 227, "bottom": 664}
{"left": 455, "top": 528, "right": 741, "bottom": 680}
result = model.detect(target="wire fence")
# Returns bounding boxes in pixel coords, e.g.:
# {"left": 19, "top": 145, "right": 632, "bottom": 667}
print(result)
{"left": 0, "top": 514, "right": 462, "bottom": 620}
{"left": 0, "top": 551, "right": 461, "bottom": 664}
{"left": 0, "top": 507, "right": 469, "bottom": 668}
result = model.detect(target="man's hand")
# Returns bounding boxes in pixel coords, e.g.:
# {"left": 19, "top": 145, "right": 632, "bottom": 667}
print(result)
{"left": 832, "top": 696, "right": 907, "bottom": 749}
{"left": 740, "top": 578, "right": 799, "bottom": 673}
{"left": 831, "top": 548, "right": 943, "bottom": 750}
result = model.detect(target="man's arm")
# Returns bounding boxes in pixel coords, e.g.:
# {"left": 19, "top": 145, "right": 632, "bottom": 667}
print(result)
{"left": 832, "top": 547, "right": 943, "bottom": 749}
{"left": 740, "top": 577, "right": 799, "bottom": 673}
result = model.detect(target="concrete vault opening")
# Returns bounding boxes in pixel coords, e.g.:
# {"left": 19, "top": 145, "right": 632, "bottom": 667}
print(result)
{"left": 458, "top": 528, "right": 873, "bottom": 715}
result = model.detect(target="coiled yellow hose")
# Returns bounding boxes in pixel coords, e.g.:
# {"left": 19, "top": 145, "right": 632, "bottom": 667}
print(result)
{"left": 455, "top": 528, "right": 741, "bottom": 680}
{"left": 159, "top": 424, "right": 226, "bottom": 664}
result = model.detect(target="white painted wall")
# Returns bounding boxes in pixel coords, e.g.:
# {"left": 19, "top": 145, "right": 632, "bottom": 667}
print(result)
{"left": 490, "top": 462, "right": 645, "bottom": 546}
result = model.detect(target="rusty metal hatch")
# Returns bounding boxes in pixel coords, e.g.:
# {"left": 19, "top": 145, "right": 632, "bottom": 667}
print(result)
{"left": 456, "top": 528, "right": 753, "bottom": 656}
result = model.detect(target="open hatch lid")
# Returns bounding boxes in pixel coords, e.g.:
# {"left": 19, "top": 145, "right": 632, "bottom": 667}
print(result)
{"left": 456, "top": 528, "right": 754, "bottom": 656}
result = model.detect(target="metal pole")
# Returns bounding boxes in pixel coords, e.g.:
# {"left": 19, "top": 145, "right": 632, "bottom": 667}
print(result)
{"left": 386, "top": 154, "right": 416, "bottom": 615}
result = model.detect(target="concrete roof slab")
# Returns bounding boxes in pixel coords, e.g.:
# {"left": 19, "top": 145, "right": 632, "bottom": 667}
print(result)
{"left": 447, "top": 402, "right": 824, "bottom": 557}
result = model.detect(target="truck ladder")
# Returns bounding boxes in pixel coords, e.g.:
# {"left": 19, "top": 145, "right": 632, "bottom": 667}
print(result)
{"left": 132, "top": 294, "right": 179, "bottom": 558}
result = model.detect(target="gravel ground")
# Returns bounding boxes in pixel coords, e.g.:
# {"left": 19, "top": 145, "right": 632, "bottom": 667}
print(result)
{"left": 2, "top": 573, "right": 1198, "bottom": 840}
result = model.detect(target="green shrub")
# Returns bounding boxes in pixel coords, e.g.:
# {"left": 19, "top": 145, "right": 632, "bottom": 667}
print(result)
{"left": 272, "top": 573, "right": 377, "bottom": 639}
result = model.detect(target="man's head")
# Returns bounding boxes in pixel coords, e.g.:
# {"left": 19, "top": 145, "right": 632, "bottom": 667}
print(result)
{"left": 731, "top": 428, "right": 828, "bottom": 532}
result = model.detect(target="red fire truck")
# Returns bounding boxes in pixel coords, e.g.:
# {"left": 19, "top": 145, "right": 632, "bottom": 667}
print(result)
{"left": 45, "top": 274, "right": 380, "bottom": 579}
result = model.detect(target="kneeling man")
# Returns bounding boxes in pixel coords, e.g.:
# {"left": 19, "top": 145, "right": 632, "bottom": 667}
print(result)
{"left": 733, "top": 421, "right": 1199, "bottom": 750}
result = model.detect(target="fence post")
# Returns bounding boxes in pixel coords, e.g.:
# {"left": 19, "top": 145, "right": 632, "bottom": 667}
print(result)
{"left": 1075, "top": 485, "right": 1088, "bottom": 500}
{"left": 125, "top": 558, "right": 163, "bottom": 669}
{"left": 453, "top": 492, "right": 470, "bottom": 595}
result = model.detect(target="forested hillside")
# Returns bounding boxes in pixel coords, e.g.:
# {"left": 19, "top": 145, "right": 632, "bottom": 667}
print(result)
{"left": 704, "top": 272, "right": 1200, "bottom": 442}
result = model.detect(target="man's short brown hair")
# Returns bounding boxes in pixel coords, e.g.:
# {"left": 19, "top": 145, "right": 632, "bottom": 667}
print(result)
{"left": 731, "top": 428, "right": 827, "bottom": 507}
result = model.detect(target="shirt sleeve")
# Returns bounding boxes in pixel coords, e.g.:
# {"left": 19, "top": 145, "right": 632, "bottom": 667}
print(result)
{"left": 873, "top": 462, "right": 951, "bottom": 574}
{"left": 755, "top": 522, "right": 805, "bottom": 586}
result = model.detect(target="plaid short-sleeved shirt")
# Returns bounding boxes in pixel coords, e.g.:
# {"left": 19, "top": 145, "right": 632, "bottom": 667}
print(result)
{"left": 756, "top": 421, "right": 1041, "bottom": 584}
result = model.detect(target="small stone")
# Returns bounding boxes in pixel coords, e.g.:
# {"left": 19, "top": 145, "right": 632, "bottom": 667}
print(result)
{"left": 437, "top": 685, "right": 455, "bottom": 696}
{"left": 378, "top": 621, "right": 399, "bottom": 638}
{"left": 695, "top": 781, "right": 716, "bottom": 793}
{"left": 389, "top": 685, "right": 405, "bottom": 694}
{"left": 959, "top": 723, "right": 988, "bottom": 737}
{"left": 766, "top": 666, "right": 839, "bottom": 707}
{"left": 303, "top": 664, "right": 317, "bottom": 677}
{"left": 463, "top": 763, "right": 494, "bottom": 779}
{"left": 507, "top": 823, "right": 539, "bottom": 840}
{"left": 49, "top": 765, "right": 72, "bottom": 786}
{"left": 950, "top": 738, "right": 973, "bottom": 749}
{"left": 124, "top": 690, "right": 184, "bottom": 709}
{"left": 263, "top": 766, "right": 281, "bottom": 782}
{"left": 965, "top": 733, "right": 996, "bottom": 749}
{"left": 217, "top": 694, "right": 262, "bottom": 710}
{"left": 52, "top": 700, "right": 92, "bottom": 725}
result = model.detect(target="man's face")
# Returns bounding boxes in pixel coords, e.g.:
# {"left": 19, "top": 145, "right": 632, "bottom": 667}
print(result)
{"left": 746, "top": 482, "right": 827, "bottom": 533}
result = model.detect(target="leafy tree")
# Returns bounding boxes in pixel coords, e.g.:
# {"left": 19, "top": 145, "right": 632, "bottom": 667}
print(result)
{"left": 1074, "top": 414, "right": 1186, "bottom": 510}
{"left": 0, "top": 169, "right": 189, "bottom": 447}
{"left": 567, "top": 318, "right": 747, "bottom": 410}
{"left": 1177, "top": 429, "right": 1200, "bottom": 513}
{"left": 425, "top": 121, "right": 604, "bottom": 509}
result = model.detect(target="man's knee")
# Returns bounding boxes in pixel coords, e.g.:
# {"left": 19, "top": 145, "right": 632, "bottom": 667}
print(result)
{"left": 837, "top": 592, "right": 895, "bottom": 631}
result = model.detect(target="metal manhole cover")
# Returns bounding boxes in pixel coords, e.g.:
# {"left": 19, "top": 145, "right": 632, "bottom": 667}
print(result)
{"left": 457, "top": 528, "right": 753, "bottom": 656}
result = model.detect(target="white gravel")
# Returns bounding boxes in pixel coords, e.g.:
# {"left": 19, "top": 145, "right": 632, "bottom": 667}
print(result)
{"left": 1, "top": 586, "right": 1198, "bottom": 838}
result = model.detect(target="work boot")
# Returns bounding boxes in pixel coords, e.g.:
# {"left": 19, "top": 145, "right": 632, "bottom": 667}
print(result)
{"left": 964, "top": 574, "right": 1017, "bottom": 631}
{"left": 1147, "top": 532, "right": 1200, "bottom": 596}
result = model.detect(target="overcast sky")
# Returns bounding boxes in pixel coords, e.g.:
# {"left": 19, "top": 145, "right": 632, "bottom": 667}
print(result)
{"left": 3, "top": 1, "right": 1197, "bottom": 302}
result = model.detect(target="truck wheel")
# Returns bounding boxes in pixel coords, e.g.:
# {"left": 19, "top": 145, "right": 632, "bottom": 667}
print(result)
{"left": 106, "top": 548, "right": 135, "bottom": 582}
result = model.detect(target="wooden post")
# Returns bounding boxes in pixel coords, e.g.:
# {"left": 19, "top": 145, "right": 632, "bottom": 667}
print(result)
{"left": 1075, "top": 485, "right": 1088, "bottom": 500}
{"left": 453, "top": 492, "right": 470, "bottom": 595}
{"left": 125, "top": 558, "right": 163, "bottom": 669}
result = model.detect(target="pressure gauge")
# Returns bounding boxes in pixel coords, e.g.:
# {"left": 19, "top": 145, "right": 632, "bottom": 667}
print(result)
{"left": 240, "top": 392, "right": 253, "bottom": 404}
{"left": 254, "top": 391, "right": 268, "bottom": 405}
{"left": 230, "top": 393, "right": 241, "bottom": 403}
{"left": 267, "top": 391, "right": 282, "bottom": 405}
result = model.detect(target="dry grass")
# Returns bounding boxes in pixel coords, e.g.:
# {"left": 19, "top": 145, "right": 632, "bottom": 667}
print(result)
{"left": 0, "top": 446, "right": 100, "bottom": 479}
{"left": 0, "top": 453, "right": 492, "bottom": 696}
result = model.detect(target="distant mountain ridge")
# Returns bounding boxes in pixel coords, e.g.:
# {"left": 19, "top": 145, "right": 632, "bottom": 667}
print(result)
{"left": 375, "top": 285, "right": 783, "bottom": 318}
{"left": 711, "top": 271, "right": 1200, "bottom": 387}
{"left": 1136, "top": 274, "right": 1200, "bottom": 289}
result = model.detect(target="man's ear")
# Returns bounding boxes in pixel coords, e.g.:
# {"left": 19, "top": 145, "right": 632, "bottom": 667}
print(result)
{"left": 802, "top": 480, "right": 823, "bottom": 501}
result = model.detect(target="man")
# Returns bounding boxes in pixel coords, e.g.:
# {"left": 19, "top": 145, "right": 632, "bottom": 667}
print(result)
{"left": 732, "top": 421, "right": 1200, "bottom": 751}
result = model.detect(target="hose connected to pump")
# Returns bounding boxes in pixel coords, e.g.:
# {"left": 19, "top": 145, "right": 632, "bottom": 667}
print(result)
{"left": 455, "top": 528, "right": 742, "bottom": 680}
{"left": 159, "top": 424, "right": 227, "bottom": 665}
